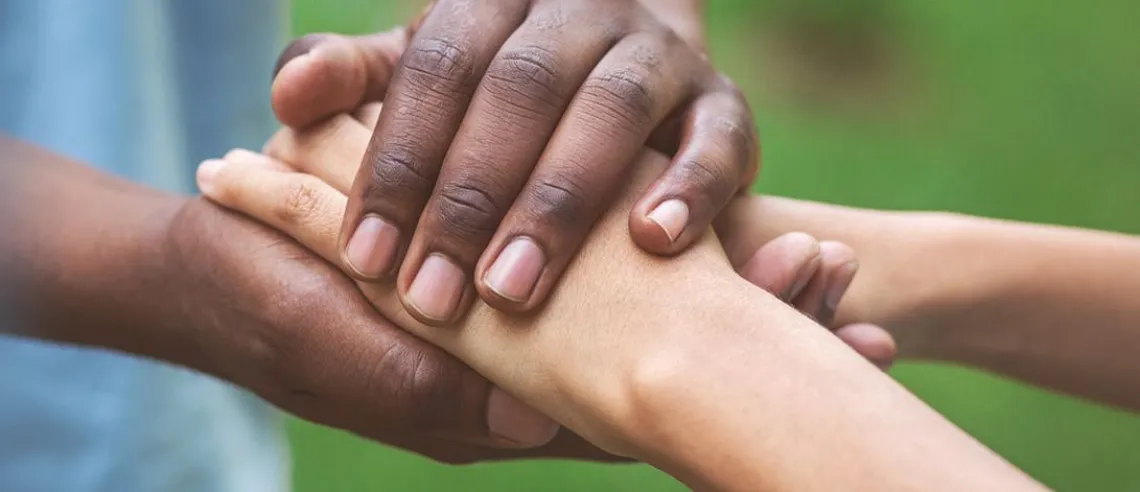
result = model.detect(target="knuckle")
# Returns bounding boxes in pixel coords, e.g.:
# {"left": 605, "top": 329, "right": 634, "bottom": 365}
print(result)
{"left": 579, "top": 68, "right": 655, "bottom": 129}
{"left": 368, "top": 145, "right": 434, "bottom": 196}
{"left": 401, "top": 36, "right": 478, "bottom": 94}
{"left": 628, "top": 42, "right": 664, "bottom": 72}
{"left": 276, "top": 177, "right": 327, "bottom": 226}
{"left": 715, "top": 113, "right": 758, "bottom": 176}
{"left": 526, "top": 175, "right": 590, "bottom": 227}
{"left": 677, "top": 156, "right": 736, "bottom": 205}
{"left": 370, "top": 341, "right": 468, "bottom": 431}
{"left": 255, "top": 273, "right": 343, "bottom": 395}
{"left": 716, "top": 112, "right": 757, "bottom": 163}
{"left": 433, "top": 181, "right": 505, "bottom": 241}
{"left": 714, "top": 112, "right": 754, "bottom": 146}
{"left": 483, "top": 46, "right": 565, "bottom": 114}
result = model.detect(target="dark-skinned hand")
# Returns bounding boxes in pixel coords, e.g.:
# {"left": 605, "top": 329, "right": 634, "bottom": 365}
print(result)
{"left": 273, "top": 0, "right": 758, "bottom": 325}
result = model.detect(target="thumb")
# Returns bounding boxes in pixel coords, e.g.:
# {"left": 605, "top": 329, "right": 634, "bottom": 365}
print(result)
{"left": 271, "top": 27, "right": 411, "bottom": 128}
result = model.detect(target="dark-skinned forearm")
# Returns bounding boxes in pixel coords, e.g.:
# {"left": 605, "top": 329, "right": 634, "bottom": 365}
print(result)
{"left": 0, "top": 137, "right": 194, "bottom": 366}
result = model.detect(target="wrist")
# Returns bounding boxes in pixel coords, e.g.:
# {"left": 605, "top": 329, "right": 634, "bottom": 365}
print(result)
{"left": 606, "top": 273, "right": 1034, "bottom": 492}
{"left": 605, "top": 275, "right": 807, "bottom": 486}
{"left": 10, "top": 179, "right": 188, "bottom": 356}
{"left": 715, "top": 195, "right": 980, "bottom": 361}
{"left": 860, "top": 212, "right": 1003, "bottom": 361}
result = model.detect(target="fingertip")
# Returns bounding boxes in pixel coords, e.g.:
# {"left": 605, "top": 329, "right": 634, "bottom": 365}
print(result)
{"left": 745, "top": 232, "right": 821, "bottom": 277}
{"left": 629, "top": 214, "right": 675, "bottom": 255}
{"left": 646, "top": 199, "right": 690, "bottom": 244}
{"left": 817, "top": 240, "right": 856, "bottom": 265}
{"left": 766, "top": 232, "right": 821, "bottom": 258}
{"left": 341, "top": 214, "right": 402, "bottom": 282}
{"left": 835, "top": 323, "right": 898, "bottom": 367}
{"left": 816, "top": 240, "right": 859, "bottom": 315}
{"left": 223, "top": 148, "right": 265, "bottom": 166}
{"left": 486, "top": 387, "right": 560, "bottom": 448}
{"left": 196, "top": 159, "right": 227, "bottom": 196}
{"left": 629, "top": 199, "right": 696, "bottom": 256}
{"left": 270, "top": 51, "right": 320, "bottom": 127}
{"left": 478, "top": 237, "right": 547, "bottom": 308}
{"left": 739, "top": 232, "right": 821, "bottom": 300}
{"left": 271, "top": 42, "right": 361, "bottom": 128}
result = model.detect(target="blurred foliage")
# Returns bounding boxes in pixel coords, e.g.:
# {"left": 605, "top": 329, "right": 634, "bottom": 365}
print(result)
{"left": 289, "top": 0, "right": 1140, "bottom": 490}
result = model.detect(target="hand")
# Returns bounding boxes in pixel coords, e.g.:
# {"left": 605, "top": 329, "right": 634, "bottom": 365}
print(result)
{"left": 162, "top": 197, "right": 618, "bottom": 462}
{"left": 715, "top": 196, "right": 909, "bottom": 370}
{"left": 195, "top": 113, "right": 890, "bottom": 458}
{"left": 272, "top": 0, "right": 758, "bottom": 325}
{"left": 0, "top": 136, "right": 609, "bottom": 462}
{"left": 203, "top": 104, "right": 891, "bottom": 375}
{"left": 738, "top": 235, "right": 897, "bottom": 370}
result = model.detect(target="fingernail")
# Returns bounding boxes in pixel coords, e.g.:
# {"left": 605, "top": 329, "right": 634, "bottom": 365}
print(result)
{"left": 196, "top": 159, "right": 226, "bottom": 195}
{"left": 407, "top": 254, "right": 466, "bottom": 322}
{"left": 825, "top": 261, "right": 859, "bottom": 313}
{"left": 484, "top": 238, "right": 545, "bottom": 303}
{"left": 786, "top": 254, "right": 821, "bottom": 301}
{"left": 486, "top": 387, "right": 559, "bottom": 447}
{"left": 344, "top": 215, "right": 400, "bottom": 278}
{"left": 647, "top": 199, "right": 690, "bottom": 244}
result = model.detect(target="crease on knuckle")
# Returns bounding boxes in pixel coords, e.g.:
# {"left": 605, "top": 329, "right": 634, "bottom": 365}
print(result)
{"left": 369, "top": 145, "right": 434, "bottom": 195}
{"left": 711, "top": 113, "right": 757, "bottom": 175}
{"left": 483, "top": 47, "right": 565, "bottom": 115}
{"left": 402, "top": 37, "right": 478, "bottom": 94}
{"left": 276, "top": 178, "right": 326, "bottom": 226}
{"left": 370, "top": 341, "right": 464, "bottom": 432}
{"left": 578, "top": 68, "right": 655, "bottom": 130}
{"left": 715, "top": 112, "right": 756, "bottom": 155}
{"left": 434, "top": 181, "right": 504, "bottom": 240}
{"left": 678, "top": 156, "right": 735, "bottom": 207}
{"left": 528, "top": 175, "right": 590, "bottom": 227}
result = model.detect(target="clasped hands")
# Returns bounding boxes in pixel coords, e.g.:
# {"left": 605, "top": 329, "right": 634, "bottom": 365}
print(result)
{"left": 192, "top": 1, "right": 894, "bottom": 465}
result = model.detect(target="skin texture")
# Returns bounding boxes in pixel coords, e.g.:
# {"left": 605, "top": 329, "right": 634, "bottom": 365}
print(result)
{"left": 0, "top": 136, "right": 610, "bottom": 462}
{"left": 272, "top": 0, "right": 758, "bottom": 325}
{"left": 0, "top": 133, "right": 868, "bottom": 466}
{"left": 256, "top": 106, "right": 895, "bottom": 367}
{"left": 718, "top": 197, "right": 1140, "bottom": 412}
{"left": 197, "top": 116, "right": 1042, "bottom": 491}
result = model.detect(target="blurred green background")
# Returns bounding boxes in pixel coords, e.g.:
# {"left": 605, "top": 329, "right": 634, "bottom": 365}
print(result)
{"left": 289, "top": 0, "right": 1140, "bottom": 490}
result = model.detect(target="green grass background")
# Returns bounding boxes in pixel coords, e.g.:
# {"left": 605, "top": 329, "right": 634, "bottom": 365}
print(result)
{"left": 289, "top": 1, "right": 1140, "bottom": 490}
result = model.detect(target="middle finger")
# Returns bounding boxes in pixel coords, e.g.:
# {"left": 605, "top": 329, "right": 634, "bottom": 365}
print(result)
{"left": 396, "top": 4, "right": 619, "bottom": 323}
{"left": 339, "top": 0, "right": 528, "bottom": 280}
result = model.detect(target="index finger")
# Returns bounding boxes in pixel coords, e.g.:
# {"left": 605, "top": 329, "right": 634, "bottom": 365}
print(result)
{"left": 337, "top": 1, "right": 527, "bottom": 285}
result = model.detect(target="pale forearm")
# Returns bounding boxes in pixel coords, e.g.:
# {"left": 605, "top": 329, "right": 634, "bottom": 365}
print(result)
{"left": 718, "top": 195, "right": 1140, "bottom": 410}
{"left": 912, "top": 214, "right": 1140, "bottom": 410}
{"left": 201, "top": 129, "right": 1039, "bottom": 488}
{"left": 341, "top": 154, "right": 1038, "bottom": 490}
{"left": 631, "top": 282, "right": 1038, "bottom": 491}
